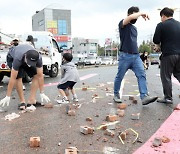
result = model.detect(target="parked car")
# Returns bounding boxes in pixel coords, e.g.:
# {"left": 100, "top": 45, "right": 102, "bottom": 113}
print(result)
{"left": 84, "top": 57, "right": 101, "bottom": 65}
{"left": 101, "top": 57, "right": 113, "bottom": 65}
{"left": 95, "top": 57, "right": 102, "bottom": 65}
{"left": 72, "top": 57, "right": 85, "bottom": 68}
{"left": 149, "top": 53, "right": 160, "bottom": 65}
{"left": 112, "top": 59, "right": 118, "bottom": 65}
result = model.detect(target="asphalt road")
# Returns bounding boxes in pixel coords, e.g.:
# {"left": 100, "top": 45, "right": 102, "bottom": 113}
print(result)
{"left": 0, "top": 65, "right": 179, "bottom": 154}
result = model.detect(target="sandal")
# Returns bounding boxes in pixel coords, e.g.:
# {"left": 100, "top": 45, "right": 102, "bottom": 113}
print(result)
{"left": 18, "top": 103, "right": 26, "bottom": 110}
{"left": 27, "top": 101, "right": 44, "bottom": 107}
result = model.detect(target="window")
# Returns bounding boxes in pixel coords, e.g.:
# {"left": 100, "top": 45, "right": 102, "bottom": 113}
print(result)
{"left": 91, "top": 43, "right": 96, "bottom": 46}
{"left": 58, "top": 20, "right": 67, "bottom": 35}
{"left": 57, "top": 42, "right": 67, "bottom": 49}
{"left": 90, "top": 50, "right": 96, "bottom": 53}
{"left": 38, "top": 20, "right": 44, "bottom": 26}
{"left": 52, "top": 39, "right": 59, "bottom": 52}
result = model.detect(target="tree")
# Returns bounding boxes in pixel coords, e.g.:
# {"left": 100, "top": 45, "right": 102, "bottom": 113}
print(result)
{"left": 139, "top": 40, "right": 153, "bottom": 53}
{"left": 98, "top": 44, "right": 105, "bottom": 56}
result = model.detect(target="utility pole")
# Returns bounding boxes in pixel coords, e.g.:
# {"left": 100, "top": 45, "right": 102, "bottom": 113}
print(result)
{"left": 104, "top": 44, "right": 106, "bottom": 57}
{"left": 115, "top": 28, "right": 120, "bottom": 60}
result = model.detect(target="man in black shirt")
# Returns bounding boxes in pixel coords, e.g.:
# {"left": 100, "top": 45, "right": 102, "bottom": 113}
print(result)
{"left": 153, "top": 7, "right": 180, "bottom": 104}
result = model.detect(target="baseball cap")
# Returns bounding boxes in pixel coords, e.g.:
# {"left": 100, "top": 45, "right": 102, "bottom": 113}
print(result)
{"left": 12, "top": 37, "right": 19, "bottom": 41}
{"left": 26, "top": 50, "right": 39, "bottom": 67}
{"left": 26, "top": 35, "right": 34, "bottom": 41}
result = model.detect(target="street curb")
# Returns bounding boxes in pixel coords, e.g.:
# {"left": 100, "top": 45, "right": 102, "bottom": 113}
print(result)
{"left": 133, "top": 104, "right": 180, "bottom": 153}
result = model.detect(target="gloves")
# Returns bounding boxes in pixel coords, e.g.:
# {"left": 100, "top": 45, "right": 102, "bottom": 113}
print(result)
{"left": 40, "top": 93, "right": 50, "bottom": 103}
{"left": 0, "top": 96, "right": 10, "bottom": 107}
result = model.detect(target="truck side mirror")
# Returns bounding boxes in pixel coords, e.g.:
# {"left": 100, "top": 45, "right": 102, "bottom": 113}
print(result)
{"left": 59, "top": 47, "right": 63, "bottom": 53}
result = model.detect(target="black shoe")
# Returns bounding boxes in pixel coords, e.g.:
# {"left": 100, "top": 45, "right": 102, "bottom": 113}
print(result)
{"left": 157, "top": 98, "right": 173, "bottom": 104}
{"left": 113, "top": 94, "right": 122, "bottom": 103}
{"left": 142, "top": 96, "right": 158, "bottom": 105}
{"left": 18, "top": 103, "right": 27, "bottom": 110}
{"left": 27, "top": 101, "right": 44, "bottom": 107}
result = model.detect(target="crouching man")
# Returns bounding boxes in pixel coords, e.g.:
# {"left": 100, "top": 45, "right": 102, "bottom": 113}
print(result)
{"left": 0, "top": 43, "right": 50, "bottom": 110}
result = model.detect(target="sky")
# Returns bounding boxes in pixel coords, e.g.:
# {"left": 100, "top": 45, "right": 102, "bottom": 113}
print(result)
{"left": 0, "top": 0, "right": 180, "bottom": 46}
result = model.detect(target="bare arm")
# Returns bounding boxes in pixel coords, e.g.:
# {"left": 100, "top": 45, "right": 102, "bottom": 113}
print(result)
{"left": 37, "top": 67, "right": 44, "bottom": 93}
{"left": 153, "top": 23, "right": 161, "bottom": 52}
{"left": 37, "top": 67, "right": 50, "bottom": 103}
{"left": 123, "top": 12, "right": 150, "bottom": 27}
{"left": 6, "top": 69, "right": 18, "bottom": 96}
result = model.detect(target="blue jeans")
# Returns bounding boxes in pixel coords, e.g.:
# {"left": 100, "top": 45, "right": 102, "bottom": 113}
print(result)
{"left": 114, "top": 52, "right": 148, "bottom": 99}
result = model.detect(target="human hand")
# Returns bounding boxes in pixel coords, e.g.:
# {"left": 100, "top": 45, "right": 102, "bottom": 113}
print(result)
{"left": 154, "top": 44, "right": 161, "bottom": 52}
{"left": 40, "top": 93, "right": 50, "bottom": 103}
{"left": 141, "top": 13, "right": 150, "bottom": 21}
{"left": 0, "top": 96, "right": 10, "bottom": 107}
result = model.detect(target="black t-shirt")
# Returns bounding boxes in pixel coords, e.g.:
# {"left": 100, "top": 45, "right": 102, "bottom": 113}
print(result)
{"left": 153, "top": 18, "right": 180, "bottom": 55}
{"left": 140, "top": 54, "right": 147, "bottom": 62}
{"left": 119, "top": 20, "right": 139, "bottom": 54}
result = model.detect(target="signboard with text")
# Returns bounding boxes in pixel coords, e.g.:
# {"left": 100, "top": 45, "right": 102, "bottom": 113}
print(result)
{"left": 54, "top": 35, "right": 71, "bottom": 42}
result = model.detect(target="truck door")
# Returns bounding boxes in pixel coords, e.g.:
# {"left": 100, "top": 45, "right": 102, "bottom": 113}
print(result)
{"left": 48, "top": 39, "right": 62, "bottom": 77}
{"left": 52, "top": 39, "right": 62, "bottom": 68}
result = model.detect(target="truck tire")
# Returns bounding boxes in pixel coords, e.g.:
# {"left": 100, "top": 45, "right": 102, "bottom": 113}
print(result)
{"left": 49, "top": 64, "right": 59, "bottom": 77}
{"left": 0, "top": 74, "right": 4, "bottom": 82}
{"left": 22, "top": 72, "right": 32, "bottom": 83}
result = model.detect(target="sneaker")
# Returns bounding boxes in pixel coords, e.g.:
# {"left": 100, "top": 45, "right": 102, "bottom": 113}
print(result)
{"left": 72, "top": 97, "right": 79, "bottom": 102}
{"left": 157, "top": 98, "right": 173, "bottom": 104}
{"left": 26, "top": 105, "right": 36, "bottom": 111}
{"left": 142, "top": 95, "right": 158, "bottom": 105}
{"left": 113, "top": 94, "right": 122, "bottom": 103}
{"left": 57, "top": 98, "right": 69, "bottom": 104}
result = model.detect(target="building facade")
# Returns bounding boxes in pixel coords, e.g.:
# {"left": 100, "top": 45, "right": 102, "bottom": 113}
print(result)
{"left": 32, "top": 8, "right": 71, "bottom": 49}
{"left": 72, "top": 38, "right": 98, "bottom": 58}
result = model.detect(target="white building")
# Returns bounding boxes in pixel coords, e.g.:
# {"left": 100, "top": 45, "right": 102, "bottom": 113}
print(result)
{"left": 72, "top": 37, "right": 98, "bottom": 58}
{"left": 32, "top": 8, "right": 71, "bottom": 49}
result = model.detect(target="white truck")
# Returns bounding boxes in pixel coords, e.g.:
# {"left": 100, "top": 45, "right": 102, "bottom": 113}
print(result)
{"left": 0, "top": 31, "right": 62, "bottom": 82}
{"left": 0, "top": 46, "right": 12, "bottom": 82}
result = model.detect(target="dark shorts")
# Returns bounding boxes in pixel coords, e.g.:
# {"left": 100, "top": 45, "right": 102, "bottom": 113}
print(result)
{"left": 57, "top": 81, "right": 76, "bottom": 90}
{"left": 17, "top": 64, "right": 37, "bottom": 79}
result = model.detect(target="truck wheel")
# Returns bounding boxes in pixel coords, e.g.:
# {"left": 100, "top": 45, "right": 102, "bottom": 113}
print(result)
{"left": 0, "top": 74, "right": 4, "bottom": 82}
{"left": 22, "top": 72, "right": 32, "bottom": 83}
{"left": 49, "top": 64, "right": 59, "bottom": 77}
